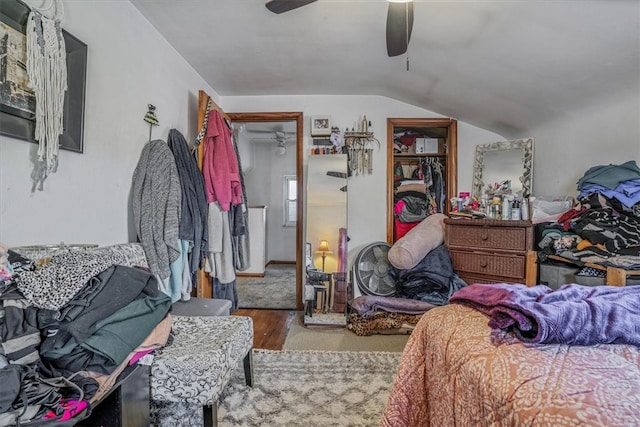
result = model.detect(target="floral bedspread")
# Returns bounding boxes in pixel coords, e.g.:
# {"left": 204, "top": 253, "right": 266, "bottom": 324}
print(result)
{"left": 380, "top": 304, "right": 640, "bottom": 427}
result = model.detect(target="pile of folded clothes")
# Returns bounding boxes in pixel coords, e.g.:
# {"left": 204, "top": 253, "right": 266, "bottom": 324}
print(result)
{"left": 1, "top": 244, "right": 171, "bottom": 426}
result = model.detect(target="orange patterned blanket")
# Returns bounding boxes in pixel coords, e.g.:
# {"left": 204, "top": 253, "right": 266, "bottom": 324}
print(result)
{"left": 381, "top": 304, "right": 640, "bottom": 427}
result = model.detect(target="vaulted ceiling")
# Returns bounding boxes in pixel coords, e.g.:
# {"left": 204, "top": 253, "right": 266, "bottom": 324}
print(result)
{"left": 130, "top": 0, "right": 640, "bottom": 138}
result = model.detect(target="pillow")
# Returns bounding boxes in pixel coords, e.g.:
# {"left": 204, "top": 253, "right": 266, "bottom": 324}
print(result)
{"left": 388, "top": 213, "right": 447, "bottom": 270}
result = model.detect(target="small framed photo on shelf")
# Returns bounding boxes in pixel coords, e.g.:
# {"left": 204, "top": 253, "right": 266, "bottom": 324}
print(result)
{"left": 310, "top": 115, "right": 331, "bottom": 137}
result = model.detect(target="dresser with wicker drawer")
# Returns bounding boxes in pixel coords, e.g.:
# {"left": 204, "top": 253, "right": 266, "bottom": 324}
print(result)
{"left": 444, "top": 218, "right": 537, "bottom": 286}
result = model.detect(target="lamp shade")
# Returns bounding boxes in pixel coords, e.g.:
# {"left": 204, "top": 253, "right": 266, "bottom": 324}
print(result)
{"left": 316, "top": 240, "right": 332, "bottom": 253}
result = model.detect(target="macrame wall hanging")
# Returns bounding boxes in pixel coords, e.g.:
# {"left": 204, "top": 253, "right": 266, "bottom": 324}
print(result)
{"left": 27, "top": 0, "right": 67, "bottom": 190}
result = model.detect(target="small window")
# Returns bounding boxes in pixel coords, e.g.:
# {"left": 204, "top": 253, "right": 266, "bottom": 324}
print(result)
{"left": 284, "top": 175, "right": 297, "bottom": 227}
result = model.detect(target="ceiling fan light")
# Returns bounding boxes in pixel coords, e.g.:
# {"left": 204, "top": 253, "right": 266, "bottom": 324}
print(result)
{"left": 275, "top": 145, "right": 287, "bottom": 157}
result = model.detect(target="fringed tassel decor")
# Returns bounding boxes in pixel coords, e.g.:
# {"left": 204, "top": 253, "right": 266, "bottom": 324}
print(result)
{"left": 26, "top": 0, "right": 67, "bottom": 190}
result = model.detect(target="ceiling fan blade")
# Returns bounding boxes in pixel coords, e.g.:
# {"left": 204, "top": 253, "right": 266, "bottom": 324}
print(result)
{"left": 275, "top": 130, "right": 296, "bottom": 138}
{"left": 326, "top": 171, "right": 347, "bottom": 179}
{"left": 386, "top": 1, "right": 414, "bottom": 57}
{"left": 265, "top": 0, "right": 317, "bottom": 14}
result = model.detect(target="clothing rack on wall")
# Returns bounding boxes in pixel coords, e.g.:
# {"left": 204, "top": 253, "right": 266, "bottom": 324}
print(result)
{"left": 194, "top": 89, "right": 231, "bottom": 298}
{"left": 195, "top": 90, "right": 230, "bottom": 167}
{"left": 397, "top": 156, "right": 445, "bottom": 177}
{"left": 207, "top": 94, "right": 231, "bottom": 122}
{"left": 418, "top": 156, "right": 445, "bottom": 172}
{"left": 422, "top": 156, "right": 444, "bottom": 164}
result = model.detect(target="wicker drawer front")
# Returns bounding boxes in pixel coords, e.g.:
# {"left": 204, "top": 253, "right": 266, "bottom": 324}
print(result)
{"left": 458, "top": 274, "right": 518, "bottom": 286}
{"left": 450, "top": 250, "right": 526, "bottom": 279}
{"left": 447, "top": 225, "right": 528, "bottom": 251}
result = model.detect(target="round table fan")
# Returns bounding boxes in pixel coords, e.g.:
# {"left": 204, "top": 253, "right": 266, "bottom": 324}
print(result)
{"left": 353, "top": 242, "right": 396, "bottom": 297}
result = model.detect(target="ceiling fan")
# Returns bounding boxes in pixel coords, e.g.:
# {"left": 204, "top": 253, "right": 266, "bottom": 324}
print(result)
{"left": 265, "top": 0, "right": 414, "bottom": 57}
{"left": 251, "top": 131, "right": 295, "bottom": 156}
{"left": 249, "top": 130, "right": 295, "bottom": 140}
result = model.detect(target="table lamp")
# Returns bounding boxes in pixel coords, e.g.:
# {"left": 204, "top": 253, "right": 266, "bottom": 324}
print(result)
{"left": 315, "top": 240, "right": 333, "bottom": 272}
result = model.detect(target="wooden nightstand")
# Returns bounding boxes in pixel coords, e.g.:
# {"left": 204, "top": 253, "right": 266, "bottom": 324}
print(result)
{"left": 444, "top": 218, "right": 537, "bottom": 286}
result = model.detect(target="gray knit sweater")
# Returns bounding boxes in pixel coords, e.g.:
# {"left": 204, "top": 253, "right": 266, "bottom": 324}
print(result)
{"left": 132, "top": 139, "right": 182, "bottom": 278}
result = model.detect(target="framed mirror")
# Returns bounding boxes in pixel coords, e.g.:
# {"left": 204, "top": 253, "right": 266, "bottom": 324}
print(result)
{"left": 227, "top": 111, "right": 303, "bottom": 310}
{"left": 305, "top": 154, "right": 348, "bottom": 275}
{"left": 472, "top": 137, "right": 534, "bottom": 199}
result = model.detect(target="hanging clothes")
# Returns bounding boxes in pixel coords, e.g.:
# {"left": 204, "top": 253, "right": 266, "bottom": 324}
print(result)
{"left": 196, "top": 98, "right": 265, "bottom": 309}
{"left": 212, "top": 278, "right": 238, "bottom": 313}
{"left": 198, "top": 108, "right": 253, "bottom": 309}
{"left": 433, "top": 160, "right": 446, "bottom": 213}
{"left": 205, "top": 202, "right": 236, "bottom": 284}
{"left": 411, "top": 157, "right": 445, "bottom": 213}
{"left": 229, "top": 131, "right": 250, "bottom": 271}
{"left": 131, "top": 140, "right": 182, "bottom": 285}
{"left": 204, "top": 202, "right": 239, "bottom": 310}
{"left": 167, "top": 129, "right": 209, "bottom": 275}
{"left": 202, "top": 110, "right": 242, "bottom": 211}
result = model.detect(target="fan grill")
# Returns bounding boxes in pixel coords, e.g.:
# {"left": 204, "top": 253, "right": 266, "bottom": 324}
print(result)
{"left": 353, "top": 242, "right": 396, "bottom": 297}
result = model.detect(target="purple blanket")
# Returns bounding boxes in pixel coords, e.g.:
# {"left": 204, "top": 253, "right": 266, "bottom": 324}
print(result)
{"left": 349, "top": 295, "right": 436, "bottom": 317}
{"left": 449, "top": 283, "right": 640, "bottom": 346}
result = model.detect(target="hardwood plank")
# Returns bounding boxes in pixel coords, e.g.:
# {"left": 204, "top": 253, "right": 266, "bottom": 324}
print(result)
{"left": 233, "top": 309, "right": 296, "bottom": 350}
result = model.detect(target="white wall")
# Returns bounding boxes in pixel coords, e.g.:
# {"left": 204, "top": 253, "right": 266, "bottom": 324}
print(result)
{"left": 221, "top": 95, "right": 504, "bottom": 265}
{"left": 242, "top": 140, "right": 297, "bottom": 263}
{"left": 0, "top": 1, "right": 218, "bottom": 247}
{"left": 528, "top": 90, "right": 640, "bottom": 197}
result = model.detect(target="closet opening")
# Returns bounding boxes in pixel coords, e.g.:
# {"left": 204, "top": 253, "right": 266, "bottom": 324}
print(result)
{"left": 386, "top": 118, "right": 458, "bottom": 243}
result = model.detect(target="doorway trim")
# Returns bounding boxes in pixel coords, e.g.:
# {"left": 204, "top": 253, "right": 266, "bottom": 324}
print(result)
{"left": 228, "top": 112, "right": 304, "bottom": 311}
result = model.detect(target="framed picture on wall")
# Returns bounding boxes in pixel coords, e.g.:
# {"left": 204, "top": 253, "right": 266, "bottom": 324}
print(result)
{"left": 0, "top": 0, "right": 87, "bottom": 153}
{"left": 310, "top": 115, "right": 331, "bottom": 137}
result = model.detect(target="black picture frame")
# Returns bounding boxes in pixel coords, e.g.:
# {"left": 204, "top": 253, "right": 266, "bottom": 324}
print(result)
{"left": 0, "top": 0, "right": 87, "bottom": 153}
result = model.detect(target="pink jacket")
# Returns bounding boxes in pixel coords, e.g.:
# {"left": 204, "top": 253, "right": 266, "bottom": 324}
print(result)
{"left": 202, "top": 110, "right": 242, "bottom": 211}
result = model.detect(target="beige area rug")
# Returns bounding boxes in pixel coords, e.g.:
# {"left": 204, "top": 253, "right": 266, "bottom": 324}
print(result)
{"left": 284, "top": 313, "right": 411, "bottom": 352}
{"left": 236, "top": 264, "right": 296, "bottom": 310}
{"left": 152, "top": 349, "right": 402, "bottom": 427}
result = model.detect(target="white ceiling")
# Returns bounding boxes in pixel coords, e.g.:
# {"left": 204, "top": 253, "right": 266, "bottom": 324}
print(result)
{"left": 130, "top": 0, "right": 640, "bottom": 138}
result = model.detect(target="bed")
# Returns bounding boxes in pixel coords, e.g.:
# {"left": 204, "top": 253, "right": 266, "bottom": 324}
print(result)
{"left": 381, "top": 295, "right": 640, "bottom": 426}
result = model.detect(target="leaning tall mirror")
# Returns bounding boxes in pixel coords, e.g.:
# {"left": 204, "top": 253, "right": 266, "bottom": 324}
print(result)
{"left": 472, "top": 138, "right": 534, "bottom": 199}
{"left": 305, "top": 154, "right": 347, "bottom": 318}
{"left": 306, "top": 154, "right": 348, "bottom": 273}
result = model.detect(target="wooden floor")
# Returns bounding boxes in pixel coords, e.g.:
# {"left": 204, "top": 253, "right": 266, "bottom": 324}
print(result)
{"left": 233, "top": 309, "right": 297, "bottom": 350}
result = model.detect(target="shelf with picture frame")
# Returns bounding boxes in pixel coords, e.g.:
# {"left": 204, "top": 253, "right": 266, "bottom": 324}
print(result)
{"left": 310, "top": 115, "right": 331, "bottom": 137}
